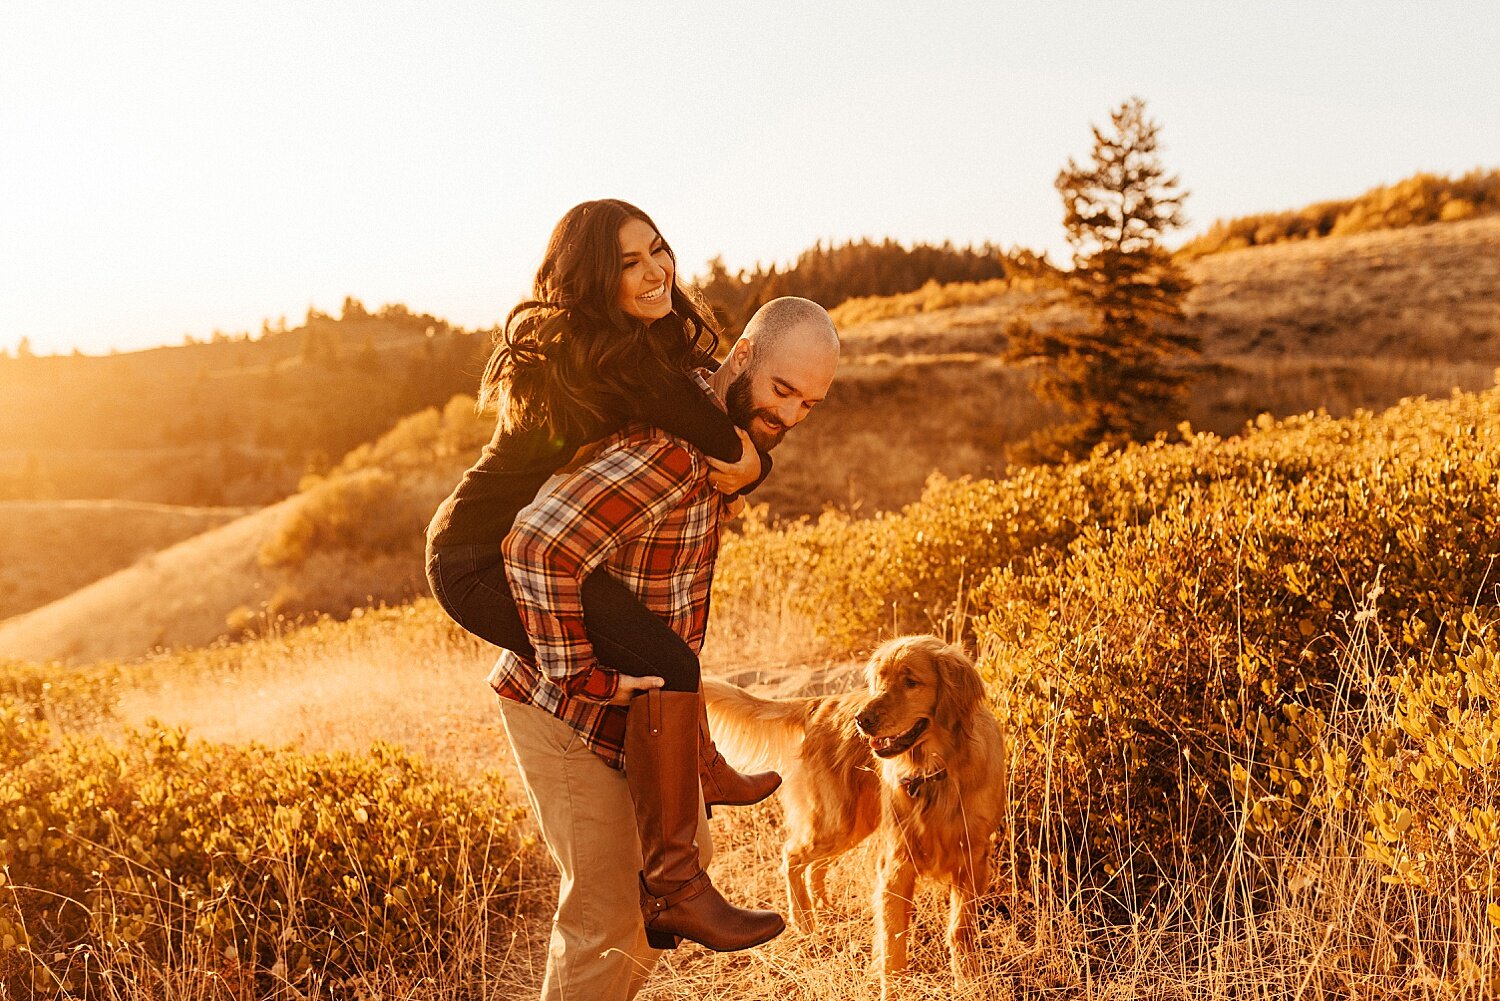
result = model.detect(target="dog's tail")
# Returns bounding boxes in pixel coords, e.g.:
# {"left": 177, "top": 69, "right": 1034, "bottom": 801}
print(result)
{"left": 702, "top": 677, "right": 812, "bottom": 774}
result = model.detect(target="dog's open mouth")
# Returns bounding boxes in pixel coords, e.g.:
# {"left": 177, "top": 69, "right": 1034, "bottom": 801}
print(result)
{"left": 869, "top": 717, "right": 929, "bottom": 758}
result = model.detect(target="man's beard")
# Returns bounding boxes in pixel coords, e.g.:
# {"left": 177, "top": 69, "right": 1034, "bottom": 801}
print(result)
{"left": 725, "top": 370, "right": 786, "bottom": 452}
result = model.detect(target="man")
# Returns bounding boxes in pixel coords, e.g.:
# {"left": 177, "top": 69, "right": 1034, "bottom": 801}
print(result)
{"left": 491, "top": 296, "right": 840, "bottom": 1000}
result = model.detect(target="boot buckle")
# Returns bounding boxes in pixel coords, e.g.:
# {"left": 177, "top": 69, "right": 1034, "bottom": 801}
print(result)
{"left": 639, "top": 871, "right": 711, "bottom": 913}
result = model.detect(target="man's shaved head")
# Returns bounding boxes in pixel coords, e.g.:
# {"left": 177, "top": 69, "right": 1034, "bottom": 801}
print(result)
{"left": 711, "top": 296, "right": 840, "bottom": 452}
{"left": 741, "top": 296, "right": 840, "bottom": 361}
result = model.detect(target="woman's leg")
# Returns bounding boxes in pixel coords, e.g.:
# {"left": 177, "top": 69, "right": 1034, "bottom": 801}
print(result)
{"left": 428, "top": 544, "right": 694, "bottom": 688}
{"left": 578, "top": 572, "right": 780, "bottom": 808}
{"left": 578, "top": 571, "right": 698, "bottom": 690}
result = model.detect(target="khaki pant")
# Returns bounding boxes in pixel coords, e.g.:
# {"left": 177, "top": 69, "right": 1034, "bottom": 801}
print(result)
{"left": 499, "top": 697, "right": 712, "bottom": 1001}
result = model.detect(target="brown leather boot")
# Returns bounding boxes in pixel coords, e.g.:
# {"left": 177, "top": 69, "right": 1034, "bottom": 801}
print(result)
{"left": 626, "top": 689, "right": 786, "bottom": 952}
{"left": 698, "top": 690, "right": 781, "bottom": 808}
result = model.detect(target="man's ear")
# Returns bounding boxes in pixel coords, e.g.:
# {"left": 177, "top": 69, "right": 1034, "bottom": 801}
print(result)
{"left": 726, "top": 337, "right": 754, "bottom": 377}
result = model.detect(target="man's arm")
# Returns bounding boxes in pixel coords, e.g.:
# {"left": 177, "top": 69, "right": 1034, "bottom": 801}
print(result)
{"left": 502, "top": 437, "right": 700, "bottom": 701}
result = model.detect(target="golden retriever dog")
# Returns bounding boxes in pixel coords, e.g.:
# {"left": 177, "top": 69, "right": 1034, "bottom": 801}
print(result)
{"left": 704, "top": 635, "right": 1008, "bottom": 995}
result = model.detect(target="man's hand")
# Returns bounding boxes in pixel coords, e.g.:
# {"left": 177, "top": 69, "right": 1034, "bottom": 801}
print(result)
{"left": 608, "top": 673, "right": 665, "bottom": 706}
{"left": 705, "top": 427, "right": 760, "bottom": 494}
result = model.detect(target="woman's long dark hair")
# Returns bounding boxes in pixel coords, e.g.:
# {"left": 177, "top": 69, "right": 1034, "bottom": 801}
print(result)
{"left": 479, "top": 199, "right": 720, "bottom": 439}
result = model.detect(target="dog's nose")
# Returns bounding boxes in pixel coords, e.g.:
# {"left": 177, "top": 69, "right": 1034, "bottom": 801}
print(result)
{"left": 855, "top": 709, "right": 877, "bottom": 735}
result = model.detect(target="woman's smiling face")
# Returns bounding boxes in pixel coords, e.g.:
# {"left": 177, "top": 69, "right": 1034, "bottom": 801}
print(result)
{"left": 616, "top": 217, "right": 675, "bottom": 323}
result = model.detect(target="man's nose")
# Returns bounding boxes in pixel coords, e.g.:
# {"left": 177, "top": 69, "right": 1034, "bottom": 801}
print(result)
{"left": 775, "top": 399, "right": 802, "bottom": 427}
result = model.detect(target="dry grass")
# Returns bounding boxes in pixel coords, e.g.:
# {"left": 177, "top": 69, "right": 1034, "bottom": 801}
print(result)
{"left": 1184, "top": 215, "right": 1500, "bottom": 361}
{"left": 20, "top": 591, "right": 1495, "bottom": 999}
{"left": 101, "top": 606, "right": 505, "bottom": 780}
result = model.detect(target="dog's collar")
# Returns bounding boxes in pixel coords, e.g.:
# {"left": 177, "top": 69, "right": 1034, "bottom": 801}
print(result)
{"left": 899, "top": 767, "right": 949, "bottom": 799}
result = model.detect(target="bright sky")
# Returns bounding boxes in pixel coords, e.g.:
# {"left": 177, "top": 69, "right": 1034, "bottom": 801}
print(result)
{"left": 3, "top": 1, "right": 1497, "bottom": 356}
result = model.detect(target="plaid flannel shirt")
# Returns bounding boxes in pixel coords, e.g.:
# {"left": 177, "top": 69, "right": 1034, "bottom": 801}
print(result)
{"left": 488, "top": 380, "right": 726, "bottom": 769}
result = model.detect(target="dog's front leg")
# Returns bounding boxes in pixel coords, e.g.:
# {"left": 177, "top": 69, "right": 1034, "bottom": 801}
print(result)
{"left": 874, "top": 852, "right": 917, "bottom": 999}
{"left": 947, "top": 881, "right": 980, "bottom": 984}
{"left": 783, "top": 845, "right": 817, "bottom": 932}
{"left": 949, "top": 840, "right": 993, "bottom": 983}
{"left": 808, "top": 858, "right": 833, "bottom": 910}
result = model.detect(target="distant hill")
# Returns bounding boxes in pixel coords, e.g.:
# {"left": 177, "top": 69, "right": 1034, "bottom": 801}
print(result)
{"left": 0, "top": 500, "right": 250, "bottom": 621}
{"left": 0, "top": 302, "right": 491, "bottom": 507}
{"left": 763, "top": 215, "right": 1500, "bottom": 516}
{"left": 0, "top": 501, "right": 290, "bottom": 662}
{"left": 0, "top": 394, "right": 489, "bottom": 662}
{"left": 1183, "top": 214, "right": 1500, "bottom": 360}
{"left": 0, "top": 493, "right": 428, "bottom": 663}
{"left": 1177, "top": 166, "right": 1500, "bottom": 260}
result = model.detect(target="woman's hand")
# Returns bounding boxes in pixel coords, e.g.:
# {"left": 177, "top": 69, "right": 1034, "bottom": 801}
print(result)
{"left": 609, "top": 673, "right": 665, "bottom": 706}
{"left": 705, "top": 427, "right": 760, "bottom": 495}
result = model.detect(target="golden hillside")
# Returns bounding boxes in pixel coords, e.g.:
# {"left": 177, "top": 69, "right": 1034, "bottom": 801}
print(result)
{"left": 3, "top": 217, "right": 1496, "bottom": 663}
{"left": 756, "top": 215, "right": 1500, "bottom": 515}
{"left": 0, "top": 500, "right": 249, "bottom": 621}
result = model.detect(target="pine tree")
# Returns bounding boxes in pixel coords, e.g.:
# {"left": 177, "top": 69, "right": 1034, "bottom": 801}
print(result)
{"left": 1006, "top": 97, "right": 1197, "bottom": 461}
{"left": 354, "top": 334, "right": 381, "bottom": 373}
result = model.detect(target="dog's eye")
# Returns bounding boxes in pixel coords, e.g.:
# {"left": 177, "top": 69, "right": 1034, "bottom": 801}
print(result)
{"left": 904, "top": 677, "right": 920, "bottom": 689}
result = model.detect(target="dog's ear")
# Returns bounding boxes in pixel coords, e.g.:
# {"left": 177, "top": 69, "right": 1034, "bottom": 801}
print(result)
{"left": 931, "top": 640, "right": 984, "bottom": 741}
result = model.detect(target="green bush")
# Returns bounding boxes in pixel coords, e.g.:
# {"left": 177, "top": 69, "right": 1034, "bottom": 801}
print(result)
{"left": 980, "top": 392, "right": 1500, "bottom": 883}
{"left": 1363, "top": 637, "right": 1500, "bottom": 899}
{"left": 0, "top": 710, "right": 523, "bottom": 994}
{"left": 714, "top": 384, "right": 1500, "bottom": 901}
{"left": 717, "top": 404, "right": 1357, "bottom": 654}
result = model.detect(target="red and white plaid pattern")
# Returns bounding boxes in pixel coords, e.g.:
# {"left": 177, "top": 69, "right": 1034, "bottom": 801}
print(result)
{"left": 489, "top": 413, "right": 725, "bottom": 770}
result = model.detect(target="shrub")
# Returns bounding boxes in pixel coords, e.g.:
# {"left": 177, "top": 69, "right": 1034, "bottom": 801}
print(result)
{"left": 973, "top": 392, "right": 1500, "bottom": 886}
{"left": 0, "top": 711, "right": 523, "bottom": 994}
{"left": 259, "top": 395, "right": 491, "bottom": 572}
{"left": 259, "top": 468, "right": 435, "bottom": 569}
{"left": 713, "top": 384, "right": 1500, "bottom": 904}
{"left": 1363, "top": 635, "right": 1500, "bottom": 899}
{"left": 716, "top": 414, "right": 1331, "bottom": 654}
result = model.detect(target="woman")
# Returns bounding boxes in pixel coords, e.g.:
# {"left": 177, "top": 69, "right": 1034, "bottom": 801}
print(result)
{"left": 425, "top": 199, "right": 783, "bottom": 953}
